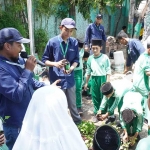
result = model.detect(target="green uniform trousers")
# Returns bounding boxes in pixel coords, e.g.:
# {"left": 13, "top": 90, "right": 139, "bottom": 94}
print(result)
{"left": 74, "top": 69, "right": 83, "bottom": 108}
{"left": 91, "top": 76, "right": 106, "bottom": 114}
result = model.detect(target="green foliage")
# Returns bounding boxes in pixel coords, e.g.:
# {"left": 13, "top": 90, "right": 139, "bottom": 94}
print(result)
{"left": 0, "top": 11, "right": 27, "bottom": 37}
{"left": 34, "top": 28, "right": 48, "bottom": 59}
{"left": 0, "top": 116, "right": 10, "bottom": 123}
{"left": 53, "top": 1, "right": 70, "bottom": 19}
{"left": 77, "top": 121, "right": 96, "bottom": 149}
{"left": 74, "top": 0, "right": 124, "bottom": 20}
{"left": 33, "top": 0, "right": 54, "bottom": 17}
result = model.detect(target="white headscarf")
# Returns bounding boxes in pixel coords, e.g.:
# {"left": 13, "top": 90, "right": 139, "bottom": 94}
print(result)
{"left": 13, "top": 86, "right": 87, "bottom": 150}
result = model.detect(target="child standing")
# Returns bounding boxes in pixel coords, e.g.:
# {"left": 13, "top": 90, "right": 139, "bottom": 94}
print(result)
{"left": 74, "top": 39, "right": 84, "bottom": 115}
{"left": 84, "top": 39, "right": 111, "bottom": 122}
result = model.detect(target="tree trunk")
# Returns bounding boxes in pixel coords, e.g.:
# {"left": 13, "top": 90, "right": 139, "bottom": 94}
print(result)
{"left": 128, "top": 0, "right": 136, "bottom": 38}
{"left": 114, "top": 4, "right": 123, "bottom": 37}
{"left": 69, "top": 3, "right": 76, "bottom": 37}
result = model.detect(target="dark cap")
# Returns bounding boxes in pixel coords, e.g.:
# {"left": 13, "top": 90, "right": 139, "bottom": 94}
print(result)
{"left": 122, "top": 108, "right": 136, "bottom": 124}
{"left": 61, "top": 18, "right": 77, "bottom": 29}
{"left": 93, "top": 125, "right": 121, "bottom": 150}
{"left": 101, "top": 82, "right": 113, "bottom": 95}
{"left": 96, "top": 14, "right": 103, "bottom": 19}
{"left": 92, "top": 39, "right": 102, "bottom": 47}
{"left": 0, "top": 28, "right": 30, "bottom": 44}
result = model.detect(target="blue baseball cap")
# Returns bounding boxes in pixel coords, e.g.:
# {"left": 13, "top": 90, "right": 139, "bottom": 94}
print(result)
{"left": 0, "top": 27, "right": 30, "bottom": 44}
{"left": 61, "top": 18, "right": 77, "bottom": 30}
{"left": 96, "top": 14, "right": 103, "bottom": 19}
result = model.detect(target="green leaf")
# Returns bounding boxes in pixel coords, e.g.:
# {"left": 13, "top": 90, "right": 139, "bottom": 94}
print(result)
{"left": 5, "top": 116, "right": 10, "bottom": 120}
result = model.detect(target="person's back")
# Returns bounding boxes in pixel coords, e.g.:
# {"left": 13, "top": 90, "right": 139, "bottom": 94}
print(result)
{"left": 120, "top": 91, "right": 143, "bottom": 146}
{"left": 12, "top": 86, "right": 88, "bottom": 150}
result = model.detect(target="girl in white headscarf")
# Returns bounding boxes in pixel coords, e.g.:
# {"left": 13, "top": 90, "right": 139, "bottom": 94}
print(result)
{"left": 12, "top": 86, "right": 87, "bottom": 150}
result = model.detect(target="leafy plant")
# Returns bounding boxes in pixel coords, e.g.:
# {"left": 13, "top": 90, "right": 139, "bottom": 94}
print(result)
{"left": 34, "top": 28, "right": 48, "bottom": 59}
{"left": 0, "top": 116, "right": 10, "bottom": 123}
{"left": 77, "top": 121, "right": 96, "bottom": 149}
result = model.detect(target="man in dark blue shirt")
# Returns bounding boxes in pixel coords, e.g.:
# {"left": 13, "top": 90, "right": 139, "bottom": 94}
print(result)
{"left": 42, "top": 18, "right": 82, "bottom": 124}
{"left": 117, "top": 32, "right": 145, "bottom": 74}
{"left": 0, "top": 28, "right": 46, "bottom": 150}
{"left": 84, "top": 14, "right": 107, "bottom": 54}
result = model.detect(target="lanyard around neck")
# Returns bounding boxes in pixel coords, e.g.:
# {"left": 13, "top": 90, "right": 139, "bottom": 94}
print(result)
{"left": 58, "top": 37, "right": 69, "bottom": 58}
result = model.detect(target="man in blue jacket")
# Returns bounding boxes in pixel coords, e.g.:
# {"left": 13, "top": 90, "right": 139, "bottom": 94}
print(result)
{"left": 84, "top": 14, "right": 107, "bottom": 54}
{"left": 117, "top": 32, "right": 145, "bottom": 74}
{"left": 42, "top": 18, "right": 82, "bottom": 125}
{"left": 0, "top": 27, "right": 46, "bottom": 150}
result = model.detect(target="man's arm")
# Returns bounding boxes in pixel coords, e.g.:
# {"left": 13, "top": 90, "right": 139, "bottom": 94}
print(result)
{"left": 105, "top": 56, "right": 111, "bottom": 82}
{"left": 84, "top": 25, "right": 91, "bottom": 46}
{"left": 101, "top": 26, "right": 107, "bottom": 42}
{"left": 0, "top": 56, "right": 37, "bottom": 103}
{"left": 136, "top": 114, "right": 143, "bottom": 133}
{"left": 99, "top": 96, "right": 107, "bottom": 111}
{"left": 108, "top": 96, "right": 120, "bottom": 115}
{"left": 42, "top": 41, "right": 66, "bottom": 68}
{"left": 84, "top": 74, "right": 91, "bottom": 91}
{"left": 124, "top": 53, "right": 131, "bottom": 73}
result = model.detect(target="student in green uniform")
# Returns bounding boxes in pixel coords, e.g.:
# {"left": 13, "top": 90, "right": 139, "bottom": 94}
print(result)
{"left": 132, "top": 40, "right": 150, "bottom": 134}
{"left": 136, "top": 136, "right": 150, "bottom": 150}
{"left": 74, "top": 39, "right": 84, "bottom": 115}
{"left": 82, "top": 52, "right": 91, "bottom": 98}
{"left": 136, "top": 93, "right": 150, "bottom": 150}
{"left": 84, "top": 39, "right": 111, "bottom": 122}
{"left": 120, "top": 91, "right": 144, "bottom": 147}
{"left": 96, "top": 81, "right": 132, "bottom": 122}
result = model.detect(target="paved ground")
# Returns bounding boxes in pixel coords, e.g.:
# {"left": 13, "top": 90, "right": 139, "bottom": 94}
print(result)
{"left": 81, "top": 73, "right": 148, "bottom": 150}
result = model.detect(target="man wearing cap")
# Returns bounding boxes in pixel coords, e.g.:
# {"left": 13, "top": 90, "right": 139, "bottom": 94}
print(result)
{"left": 97, "top": 81, "right": 132, "bottom": 122}
{"left": 117, "top": 32, "right": 145, "bottom": 74}
{"left": 42, "top": 18, "right": 82, "bottom": 124}
{"left": 84, "top": 14, "right": 107, "bottom": 54}
{"left": 84, "top": 39, "right": 111, "bottom": 122}
{"left": 120, "top": 91, "right": 144, "bottom": 146}
{"left": 0, "top": 27, "right": 46, "bottom": 149}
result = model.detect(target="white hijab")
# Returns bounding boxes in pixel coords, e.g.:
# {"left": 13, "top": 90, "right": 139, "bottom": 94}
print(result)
{"left": 13, "top": 86, "right": 87, "bottom": 150}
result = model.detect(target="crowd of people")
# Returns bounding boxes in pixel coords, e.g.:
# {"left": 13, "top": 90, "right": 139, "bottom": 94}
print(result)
{"left": 0, "top": 13, "right": 150, "bottom": 150}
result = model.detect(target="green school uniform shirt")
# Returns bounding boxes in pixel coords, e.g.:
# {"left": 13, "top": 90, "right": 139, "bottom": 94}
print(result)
{"left": 133, "top": 52, "right": 150, "bottom": 96}
{"left": 99, "top": 79, "right": 133, "bottom": 115}
{"left": 120, "top": 91, "right": 143, "bottom": 134}
{"left": 86, "top": 53, "right": 111, "bottom": 76}
{"left": 136, "top": 136, "right": 150, "bottom": 150}
{"left": 74, "top": 48, "right": 84, "bottom": 70}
